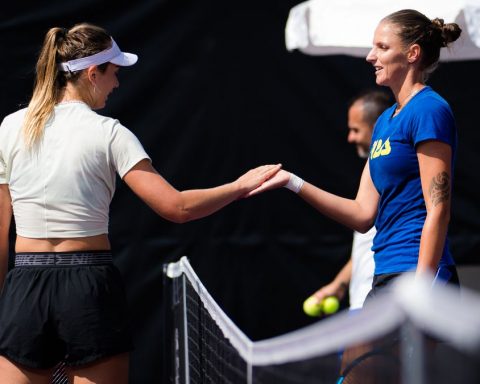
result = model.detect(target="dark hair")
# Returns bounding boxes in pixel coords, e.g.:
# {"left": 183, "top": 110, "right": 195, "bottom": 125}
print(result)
{"left": 23, "top": 23, "right": 111, "bottom": 147}
{"left": 383, "top": 9, "right": 462, "bottom": 76}
{"left": 349, "top": 90, "right": 392, "bottom": 127}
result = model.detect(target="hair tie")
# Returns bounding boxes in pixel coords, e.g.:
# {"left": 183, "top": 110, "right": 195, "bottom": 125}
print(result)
{"left": 431, "top": 18, "right": 444, "bottom": 30}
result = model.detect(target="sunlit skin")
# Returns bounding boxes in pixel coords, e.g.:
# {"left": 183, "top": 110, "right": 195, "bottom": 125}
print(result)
{"left": 58, "top": 63, "right": 120, "bottom": 110}
{"left": 90, "top": 64, "right": 120, "bottom": 109}
{"left": 366, "top": 20, "right": 424, "bottom": 108}
{"left": 1, "top": 27, "right": 285, "bottom": 384}
{"left": 250, "top": 18, "right": 452, "bottom": 278}
{"left": 365, "top": 19, "right": 452, "bottom": 275}
{"left": 347, "top": 101, "right": 373, "bottom": 159}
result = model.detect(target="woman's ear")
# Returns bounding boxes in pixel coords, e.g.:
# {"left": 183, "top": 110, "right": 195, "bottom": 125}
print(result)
{"left": 407, "top": 44, "right": 421, "bottom": 64}
{"left": 86, "top": 65, "right": 98, "bottom": 83}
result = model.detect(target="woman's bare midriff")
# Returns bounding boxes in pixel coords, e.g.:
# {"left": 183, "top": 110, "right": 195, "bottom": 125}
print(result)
{"left": 15, "top": 234, "right": 111, "bottom": 253}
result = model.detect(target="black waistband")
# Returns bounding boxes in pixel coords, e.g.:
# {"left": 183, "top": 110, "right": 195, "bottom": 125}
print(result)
{"left": 15, "top": 251, "right": 113, "bottom": 267}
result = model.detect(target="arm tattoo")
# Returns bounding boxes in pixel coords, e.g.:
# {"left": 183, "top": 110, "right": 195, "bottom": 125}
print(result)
{"left": 429, "top": 172, "right": 450, "bottom": 207}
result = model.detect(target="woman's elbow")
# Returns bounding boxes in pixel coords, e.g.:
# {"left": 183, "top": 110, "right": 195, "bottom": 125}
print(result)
{"left": 170, "top": 212, "right": 192, "bottom": 224}
{"left": 354, "top": 213, "right": 376, "bottom": 233}
{"left": 356, "top": 220, "right": 375, "bottom": 234}
{"left": 155, "top": 206, "right": 193, "bottom": 224}
{"left": 429, "top": 205, "right": 451, "bottom": 225}
{"left": 442, "top": 208, "right": 451, "bottom": 224}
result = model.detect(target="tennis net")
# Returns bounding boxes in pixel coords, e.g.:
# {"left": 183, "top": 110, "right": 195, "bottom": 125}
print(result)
{"left": 164, "top": 256, "right": 480, "bottom": 384}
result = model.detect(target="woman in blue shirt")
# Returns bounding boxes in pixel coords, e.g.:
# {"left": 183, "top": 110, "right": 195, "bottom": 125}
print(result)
{"left": 255, "top": 9, "right": 462, "bottom": 297}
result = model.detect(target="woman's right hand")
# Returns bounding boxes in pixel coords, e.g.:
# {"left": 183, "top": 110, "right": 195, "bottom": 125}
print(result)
{"left": 235, "top": 164, "right": 282, "bottom": 197}
{"left": 244, "top": 169, "right": 292, "bottom": 197}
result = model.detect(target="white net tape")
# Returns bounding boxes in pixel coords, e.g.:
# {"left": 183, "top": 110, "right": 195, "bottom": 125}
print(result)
{"left": 168, "top": 256, "right": 480, "bottom": 368}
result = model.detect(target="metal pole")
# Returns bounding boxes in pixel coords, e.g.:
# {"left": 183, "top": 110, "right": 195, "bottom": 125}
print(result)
{"left": 401, "top": 320, "right": 425, "bottom": 384}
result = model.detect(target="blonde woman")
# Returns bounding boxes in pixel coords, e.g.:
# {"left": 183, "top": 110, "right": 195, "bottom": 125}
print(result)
{"left": 0, "top": 23, "right": 280, "bottom": 384}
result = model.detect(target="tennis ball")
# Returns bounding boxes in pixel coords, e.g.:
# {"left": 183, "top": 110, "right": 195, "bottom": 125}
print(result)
{"left": 303, "top": 296, "right": 322, "bottom": 317}
{"left": 322, "top": 296, "right": 339, "bottom": 315}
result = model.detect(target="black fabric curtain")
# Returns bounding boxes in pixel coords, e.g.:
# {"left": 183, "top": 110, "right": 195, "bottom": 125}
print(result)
{"left": 2, "top": 1, "right": 479, "bottom": 382}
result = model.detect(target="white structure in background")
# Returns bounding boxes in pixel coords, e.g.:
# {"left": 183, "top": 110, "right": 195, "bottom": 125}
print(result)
{"left": 285, "top": 0, "right": 480, "bottom": 60}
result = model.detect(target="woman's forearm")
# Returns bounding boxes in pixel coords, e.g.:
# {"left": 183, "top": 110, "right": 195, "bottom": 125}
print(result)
{"left": 417, "top": 209, "right": 450, "bottom": 274}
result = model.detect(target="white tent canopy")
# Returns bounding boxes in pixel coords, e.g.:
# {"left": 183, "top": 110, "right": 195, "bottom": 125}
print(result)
{"left": 285, "top": 0, "right": 480, "bottom": 61}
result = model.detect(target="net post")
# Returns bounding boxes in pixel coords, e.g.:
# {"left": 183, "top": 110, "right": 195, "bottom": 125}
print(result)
{"left": 180, "top": 273, "right": 190, "bottom": 383}
{"left": 161, "top": 263, "right": 173, "bottom": 384}
{"left": 166, "top": 258, "right": 190, "bottom": 384}
{"left": 401, "top": 320, "right": 425, "bottom": 384}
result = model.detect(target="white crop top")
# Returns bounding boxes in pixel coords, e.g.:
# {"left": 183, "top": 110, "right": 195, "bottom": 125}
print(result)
{"left": 0, "top": 102, "right": 150, "bottom": 238}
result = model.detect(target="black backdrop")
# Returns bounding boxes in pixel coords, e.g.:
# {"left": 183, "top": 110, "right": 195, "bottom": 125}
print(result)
{"left": 2, "top": 1, "right": 480, "bottom": 382}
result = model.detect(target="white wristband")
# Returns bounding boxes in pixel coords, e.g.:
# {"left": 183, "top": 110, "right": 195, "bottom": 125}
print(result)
{"left": 284, "top": 173, "right": 304, "bottom": 193}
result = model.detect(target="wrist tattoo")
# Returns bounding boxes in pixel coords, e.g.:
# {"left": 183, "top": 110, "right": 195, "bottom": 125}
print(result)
{"left": 429, "top": 171, "right": 450, "bottom": 207}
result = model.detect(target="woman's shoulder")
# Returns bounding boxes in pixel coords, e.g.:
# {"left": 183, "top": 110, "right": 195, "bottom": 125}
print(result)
{"left": 60, "top": 104, "right": 127, "bottom": 133}
{"left": 1, "top": 107, "right": 28, "bottom": 127}
{"left": 0, "top": 108, "right": 28, "bottom": 142}
{"left": 408, "top": 87, "right": 453, "bottom": 124}
{"left": 415, "top": 86, "right": 451, "bottom": 111}
{"left": 94, "top": 113, "right": 133, "bottom": 137}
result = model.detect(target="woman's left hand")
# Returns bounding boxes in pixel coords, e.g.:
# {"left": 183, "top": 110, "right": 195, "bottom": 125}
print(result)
{"left": 243, "top": 169, "right": 291, "bottom": 197}
{"left": 235, "top": 164, "right": 282, "bottom": 197}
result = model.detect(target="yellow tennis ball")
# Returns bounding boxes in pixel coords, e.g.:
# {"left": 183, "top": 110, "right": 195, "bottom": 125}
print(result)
{"left": 322, "top": 296, "right": 339, "bottom": 315}
{"left": 303, "top": 296, "right": 322, "bottom": 317}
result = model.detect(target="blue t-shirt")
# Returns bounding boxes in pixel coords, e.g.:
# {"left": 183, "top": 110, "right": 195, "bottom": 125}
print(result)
{"left": 369, "top": 86, "right": 456, "bottom": 274}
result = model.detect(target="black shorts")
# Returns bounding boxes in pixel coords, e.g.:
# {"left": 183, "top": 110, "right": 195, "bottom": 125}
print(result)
{"left": 0, "top": 251, "right": 133, "bottom": 369}
{"left": 364, "top": 264, "right": 459, "bottom": 304}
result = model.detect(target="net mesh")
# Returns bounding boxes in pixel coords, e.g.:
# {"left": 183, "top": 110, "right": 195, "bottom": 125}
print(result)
{"left": 185, "top": 278, "right": 248, "bottom": 383}
{"left": 170, "top": 266, "right": 250, "bottom": 383}
{"left": 165, "top": 256, "right": 480, "bottom": 384}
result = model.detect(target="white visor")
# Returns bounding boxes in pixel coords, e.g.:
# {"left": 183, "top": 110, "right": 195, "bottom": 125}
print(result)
{"left": 58, "top": 38, "right": 137, "bottom": 72}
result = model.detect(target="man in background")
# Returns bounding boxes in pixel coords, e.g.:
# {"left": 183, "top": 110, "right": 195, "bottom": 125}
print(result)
{"left": 312, "top": 90, "right": 391, "bottom": 310}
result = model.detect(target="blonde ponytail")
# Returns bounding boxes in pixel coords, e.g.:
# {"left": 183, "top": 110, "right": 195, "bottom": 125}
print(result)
{"left": 22, "top": 28, "right": 64, "bottom": 148}
{"left": 22, "top": 24, "right": 112, "bottom": 148}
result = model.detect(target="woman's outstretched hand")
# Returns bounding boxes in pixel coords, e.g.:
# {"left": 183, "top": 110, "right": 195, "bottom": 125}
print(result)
{"left": 235, "top": 164, "right": 282, "bottom": 197}
{"left": 244, "top": 169, "right": 291, "bottom": 197}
